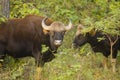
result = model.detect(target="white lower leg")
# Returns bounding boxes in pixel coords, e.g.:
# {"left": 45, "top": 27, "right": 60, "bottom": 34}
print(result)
{"left": 111, "top": 59, "right": 116, "bottom": 73}
{"left": 103, "top": 57, "right": 108, "bottom": 70}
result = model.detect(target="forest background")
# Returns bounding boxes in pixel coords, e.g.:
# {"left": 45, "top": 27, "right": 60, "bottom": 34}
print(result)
{"left": 0, "top": 0, "right": 120, "bottom": 80}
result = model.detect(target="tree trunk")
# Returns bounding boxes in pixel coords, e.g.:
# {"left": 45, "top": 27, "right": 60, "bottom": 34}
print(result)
{"left": 1, "top": 0, "right": 10, "bottom": 18}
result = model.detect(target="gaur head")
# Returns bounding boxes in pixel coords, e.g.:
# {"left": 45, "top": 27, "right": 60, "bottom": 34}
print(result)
{"left": 42, "top": 17, "right": 73, "bottom": 50}
{"left": 73, "top": 24, "right": 97, "bottom": 48}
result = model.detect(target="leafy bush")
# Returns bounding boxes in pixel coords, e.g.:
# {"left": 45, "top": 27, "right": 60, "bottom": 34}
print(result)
{"left": 10, "top": 0, "right": 41, "bottom": 18}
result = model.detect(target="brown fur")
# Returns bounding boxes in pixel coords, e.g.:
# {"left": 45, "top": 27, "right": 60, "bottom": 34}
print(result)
{"left": 50, "top": 22, "right": 66, "bottom": 31}
{"left": 0, "top": 15, "right": 55, "bottom": 66}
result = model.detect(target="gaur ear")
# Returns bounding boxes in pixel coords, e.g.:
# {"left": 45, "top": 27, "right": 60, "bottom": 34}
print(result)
{"left": 78, "top": 24, "right": 84, "bottom": 30}
{"left": 89, "top": 28, "right": 96, "bottom": 36}
{"left": 43, "top": 29, "right": 49, "bottom": 34}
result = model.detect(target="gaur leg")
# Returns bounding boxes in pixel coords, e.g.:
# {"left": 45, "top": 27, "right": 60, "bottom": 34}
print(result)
{"left": 0, "top": 44, "right": 5, "bottom": 59}
{"left": 102, "top": 52, "right": 109, "bottom": 70}
{"left": 111, "top": 50, "right": 118, "bottom": 73}
{"left": 0, "top": 55, "right": 4, "bottom": 67}
{"left": 103, "top": 56, "right": 108, "bottom": 70}
{"left": 32, "top": 48, "right": 44, "bottom": 67}
{"left": 0, "top": 44, "right": 6, "bottom": 67}
{"left": 32, "top": 47, "right": 43, "bottom": 80}
{"left": 42, "top": 50, "right": 55, "bottom": 62}
{"left": 111, "top": 58, "right": 116, "bottom": 73}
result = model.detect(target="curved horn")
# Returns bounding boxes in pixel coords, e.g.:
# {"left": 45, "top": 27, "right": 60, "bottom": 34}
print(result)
{"left": 42, "top": 17, "right": 51, "bottom": 30}
{"left": 65, "top": 20, "right": 73, "bottom": 30}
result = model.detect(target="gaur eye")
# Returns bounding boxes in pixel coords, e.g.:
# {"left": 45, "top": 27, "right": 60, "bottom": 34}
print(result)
{"left": 51, "top": 31, "right": 55, "bottom": 37}
{"left": 62, "top": 31, "right": 65, "bottom": 35}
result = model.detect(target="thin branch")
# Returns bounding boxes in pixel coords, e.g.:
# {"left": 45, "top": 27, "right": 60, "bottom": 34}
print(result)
{"left": 106, "top": 34, "right": 112, "bottom": 44}
{"left": 106, "top": 34, "right": 119, "bottom": 46}
{"left": 112, "top": 35, "right": 119, "bottom": 45}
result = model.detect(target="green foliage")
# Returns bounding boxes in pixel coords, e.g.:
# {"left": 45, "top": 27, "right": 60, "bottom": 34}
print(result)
{"left": 97, "top": 37, "right": 106, "bottom": 42}
{"left": 43, "top": 50, "right": 81, "bottom": 80}
{"left": 41, "top": 45, "right": 49, "bottom": 53}
{"left": 79, "top": 0, "right": 120, "bottom": 36}
{"left": 0, "top": 56, "right": 35, "bottom": 80}
{"left": 0, "top": 14, "right": 7, "bottom": 23}
{"left": 34, "top": 0, "right": 79, "bottom": 23}
{"left": 10, "top": 0, "right": 41, "bottom": 18}
{"left": 1, "top": 0, "right": 120, "bottom": 80}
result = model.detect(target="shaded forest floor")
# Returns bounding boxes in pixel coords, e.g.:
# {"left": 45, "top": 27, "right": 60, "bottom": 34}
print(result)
{"left": 1, "top": 49, "right": 120, "bottom": 80}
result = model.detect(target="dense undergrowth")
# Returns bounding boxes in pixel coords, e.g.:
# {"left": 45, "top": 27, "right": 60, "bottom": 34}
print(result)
{"left": 0, "top": 0, "right": 120, "bottom": 80}
{"left": 1, "top": 48, "right": 120, "bottom": 80}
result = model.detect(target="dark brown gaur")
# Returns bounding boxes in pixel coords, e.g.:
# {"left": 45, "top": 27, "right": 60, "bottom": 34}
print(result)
{"left": 73, "top": 24, "right": 120, "bottom": 73}
{"left": 0, "top": 15, "right": 73, "bottom": 67}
